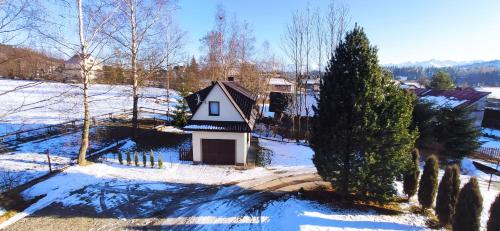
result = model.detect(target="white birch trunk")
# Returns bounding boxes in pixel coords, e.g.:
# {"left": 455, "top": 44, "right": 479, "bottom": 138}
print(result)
{"left": 77, "top": 0, "right": 89, "bottom": 166}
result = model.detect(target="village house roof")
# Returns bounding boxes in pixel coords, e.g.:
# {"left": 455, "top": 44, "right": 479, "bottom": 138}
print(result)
{"left": 184, "top": 80, "right": 258, "bottom": 132}
{"left": 269, "top": 77, "right": 293, "bottom": 86}
{"left": 413, "top": 87, "right": 491, "bottom": 108}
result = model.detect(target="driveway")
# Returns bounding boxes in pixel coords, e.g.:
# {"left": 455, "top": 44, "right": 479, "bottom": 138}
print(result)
{"left": 5, "top": 167, "right": 324, "bottom": 231}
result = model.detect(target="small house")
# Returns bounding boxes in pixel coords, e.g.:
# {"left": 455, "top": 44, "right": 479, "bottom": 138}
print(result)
{"left": 414, "top": 87, "right": 491, "bottom": 127}
{"left": 268, "top": 77, "right": 295, "bottom": 93}
{"left": 62, "top": 54, "right": 102, "bottom": 83}
{"left": 183, "top": 79, "right": 257, "bottom": 166}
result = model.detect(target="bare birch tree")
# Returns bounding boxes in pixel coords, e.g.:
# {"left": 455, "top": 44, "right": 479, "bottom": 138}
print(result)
{"left": 326, "top": 1, "right": 351, "bottom": 57}
{"left": 160, "top": 14, "right": 186, "bottom": 118}
{"left": 35, "top": 0, "right": 116, "bottom": 165}
{"left": 106, "top": 0, "right": 171, "bottom": 139}
{"left": 282, "top": 9, "right": 306, "bottom": 137}
{"left": 201, "top": 5, "right": 240, "bottom": 81}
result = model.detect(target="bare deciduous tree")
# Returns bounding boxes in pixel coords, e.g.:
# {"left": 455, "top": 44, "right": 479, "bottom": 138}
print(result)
{"left": 35, "top": 0, "right": 116, "bottom": 165}
{"left": 0, "top": 0, "right": 41, "bottom": 45}
{"left": 201, "top": 5, "right": 241, "bottom": 81}
{"left": 326, "top": 1, "right": 351, "bottom": 57}
{"left": 160, "top": 14, "right": 186, "bottom": 117}
{"left": 106, "top": 0, "right": 171, "bottom": 138}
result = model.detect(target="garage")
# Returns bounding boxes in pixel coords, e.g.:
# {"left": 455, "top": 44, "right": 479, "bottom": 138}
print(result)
{"left": 201, "top": 139, "right": 236, "bottom": 165}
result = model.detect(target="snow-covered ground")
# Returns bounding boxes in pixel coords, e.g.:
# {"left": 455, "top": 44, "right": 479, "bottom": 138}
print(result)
{"left": 2, "top": 137, "right": 498, "bottom": 230}
{"left": 0, "top": 78, "right": 179, "bottom": 135}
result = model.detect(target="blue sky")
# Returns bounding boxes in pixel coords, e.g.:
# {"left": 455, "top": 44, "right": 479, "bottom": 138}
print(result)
{"left": 175, "top": 0, "right": 500, "bottom": 64}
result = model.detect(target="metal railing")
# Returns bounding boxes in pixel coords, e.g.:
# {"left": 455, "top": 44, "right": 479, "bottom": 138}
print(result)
{"left": 179, "top": 147, "right": 193, "bottom": 161}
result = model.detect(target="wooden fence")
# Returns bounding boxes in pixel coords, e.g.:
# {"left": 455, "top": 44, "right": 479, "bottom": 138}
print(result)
{"left": 0, "top": 107, "right": 173, "bottom": 148}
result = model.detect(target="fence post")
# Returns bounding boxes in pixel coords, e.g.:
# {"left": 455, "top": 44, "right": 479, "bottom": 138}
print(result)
{"left": 46, "top": 150, "right": 52, "bottom": 173}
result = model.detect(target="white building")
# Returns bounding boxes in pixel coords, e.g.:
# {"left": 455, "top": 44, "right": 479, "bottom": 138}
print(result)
{"left": 268, "top": 77, "right": 295, "bottom": 93}
{"left": 183, "top": 80, "right": 257, "bottom": 166}
{"left": 62, "top": 54, "right": 102, "bottom": 83}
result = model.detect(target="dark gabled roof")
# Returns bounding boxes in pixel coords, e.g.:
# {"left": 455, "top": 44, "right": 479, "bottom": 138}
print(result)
{"left": 220, "top": 81, "right": 256, "bottom": 119}
{"left": 411, "top": 87, "right": 491, "bottom": 108}
{"left": 184, "top": 80, "right": 258, "bottom": 132}
{"left": 186, "top": 84, "right": 213, "bottom": 115}
{"left": 184, "top": 120, "right": 251, "bottom": 133}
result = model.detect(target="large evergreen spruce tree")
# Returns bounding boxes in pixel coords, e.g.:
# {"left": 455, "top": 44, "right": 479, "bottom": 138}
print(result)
{"left": 435, "top": 164, "right": 460, "bottom": 226}
{"left": 310, "top": 25, "right": 417, "bottom": 201}
{"left": 418, "top": 155, "right": 439, "bottom": 209}
{"left": 487, "top": 193, "right": 500, "bottom": 231}
{"left": 403, "top": 148, "right": 420, "bottom": 199}
{"left": 436, "top": 107, "right": 482, "bottom": 160}
{"left": 453, "top": 177, "right": 483, "bottom": 231}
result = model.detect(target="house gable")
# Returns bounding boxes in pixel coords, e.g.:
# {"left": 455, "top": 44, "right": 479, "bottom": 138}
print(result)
{"left": 191, "top": 83, "right": 245, "bottom": 122}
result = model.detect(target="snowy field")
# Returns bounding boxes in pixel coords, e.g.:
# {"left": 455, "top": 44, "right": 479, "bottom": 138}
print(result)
{"left": 0, "top": 78, "right": 179, "bottom": 135}
{"left": 0, "top": 78, "right": 180, "bottom": 192}
{"left": 1, "top": 137, "right": 498, "bottom": 230}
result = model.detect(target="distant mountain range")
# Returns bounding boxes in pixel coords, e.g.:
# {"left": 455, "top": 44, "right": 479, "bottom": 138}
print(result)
{"left": 385, "top": 59, "right": 500, "bottom": 86}
{"left": 385, "top": 59, "right": 500, "bottom": 68}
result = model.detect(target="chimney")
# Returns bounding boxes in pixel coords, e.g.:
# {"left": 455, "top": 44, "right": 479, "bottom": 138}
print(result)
{"left": 227, "top": 76, "right": 234, "bottom": 81}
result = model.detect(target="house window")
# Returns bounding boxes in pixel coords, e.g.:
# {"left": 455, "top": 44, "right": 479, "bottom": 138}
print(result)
{"left": 209, "top": 101, "right": 220, "bottom": 116}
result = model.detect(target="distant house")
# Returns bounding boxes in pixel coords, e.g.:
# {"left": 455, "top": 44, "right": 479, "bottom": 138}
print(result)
{"left": 62, "top": 54, "right": 102, "bottom": 83}
{"left": 268, "top": 77, "right": 294, "bottom": 93}
{"left": 183, "top": 79, "right": 257, "bottom": 166}
{"left": 399, "top": 80, "right": 423, "bottom": 89}
{"left": 301, "top": 78, "right": 320, "bottom": 92}
{"left": 414, "top": 88, "right": 491, "bottom": 126}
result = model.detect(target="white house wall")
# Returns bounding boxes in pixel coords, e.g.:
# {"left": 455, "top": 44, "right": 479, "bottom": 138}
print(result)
{"left": 191, "top": 131, "right": 249, "bottom": 165}
{"left": 192, "top": 84, "right": 244, "bottom": 122}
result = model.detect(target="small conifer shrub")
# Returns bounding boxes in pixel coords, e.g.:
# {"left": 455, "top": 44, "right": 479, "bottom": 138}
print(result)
{"left": 134, "top": 151, "right": 139, "bottom": 166}
{"left": 158, "top": 154, "right": 163, "bottom": 169}
{"left": 118, "top": 152, "right": 123, "bottom": 165}
{"left": 452, "top": 177, "right": 483, "bottom": 231}
{"left": 486, "top": 193, "right": 500, "bottom": 231}
{"left": 418, "top": 155, "right": 439, "bottom": 210}
{"left": 126, "top": 151, "right": 131, "bottom": 165}
{"left": 435, "top": 164, "right": 460, "bottom": 226}
{"left": 150, "top": 150, "right": 155, "bottom": 168}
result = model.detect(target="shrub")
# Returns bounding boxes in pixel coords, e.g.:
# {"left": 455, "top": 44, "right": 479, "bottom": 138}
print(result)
{"left": 142, "top": 152, "right": 147, "bottom": 167}
{"left": 403, "top": 148, "right": 420, "bottom": 199}
{"left": 134, "top": 151, "right": 139, "bottom": 166}
{"left": 487, "top": 193, "right": 500, "bottom": 231}
{"left": 435, "top": 164, "right": 460, "bottom": 226}
{"left": 158, "top": 154, "right": 163, "bottom": 169}
{"left": 452, "top": 177, "right": 483, "bottom": 231}
{"left": 150, "top": 150, "right": 155, "bottom": 168}
{"left": 118, "top": 152, "right": 123, "bottom": 165}
{"left": 126, "top": 151, "right": 131, "bottom": 165}
{"left": 418, "top": 155, "right": 439, "bottom": 210}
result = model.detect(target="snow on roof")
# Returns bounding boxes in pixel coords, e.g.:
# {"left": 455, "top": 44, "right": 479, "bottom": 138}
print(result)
{"left": 301, "top": 79, "right": 320, "bottom": 84}
{"left": 183, "top": 124, "right": 226, "bottom": 130}
{"left": 421, "top": 95, "right": 468, "bottom": 108}
{"left": 415, "top": 88, "right": 490, "bottom": 108}
{"left": 269, "top": 78, "right": 293, "bottom": 86}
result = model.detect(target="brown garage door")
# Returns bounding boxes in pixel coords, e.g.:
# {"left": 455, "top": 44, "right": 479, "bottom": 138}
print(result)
{"left": 201, "top": 139, "right": 236, "bottom": 165}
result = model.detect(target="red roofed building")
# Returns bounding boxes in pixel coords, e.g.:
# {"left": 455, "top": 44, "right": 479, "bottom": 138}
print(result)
{"left": 412, "top": 87, "right": 491, "bottom": 126}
